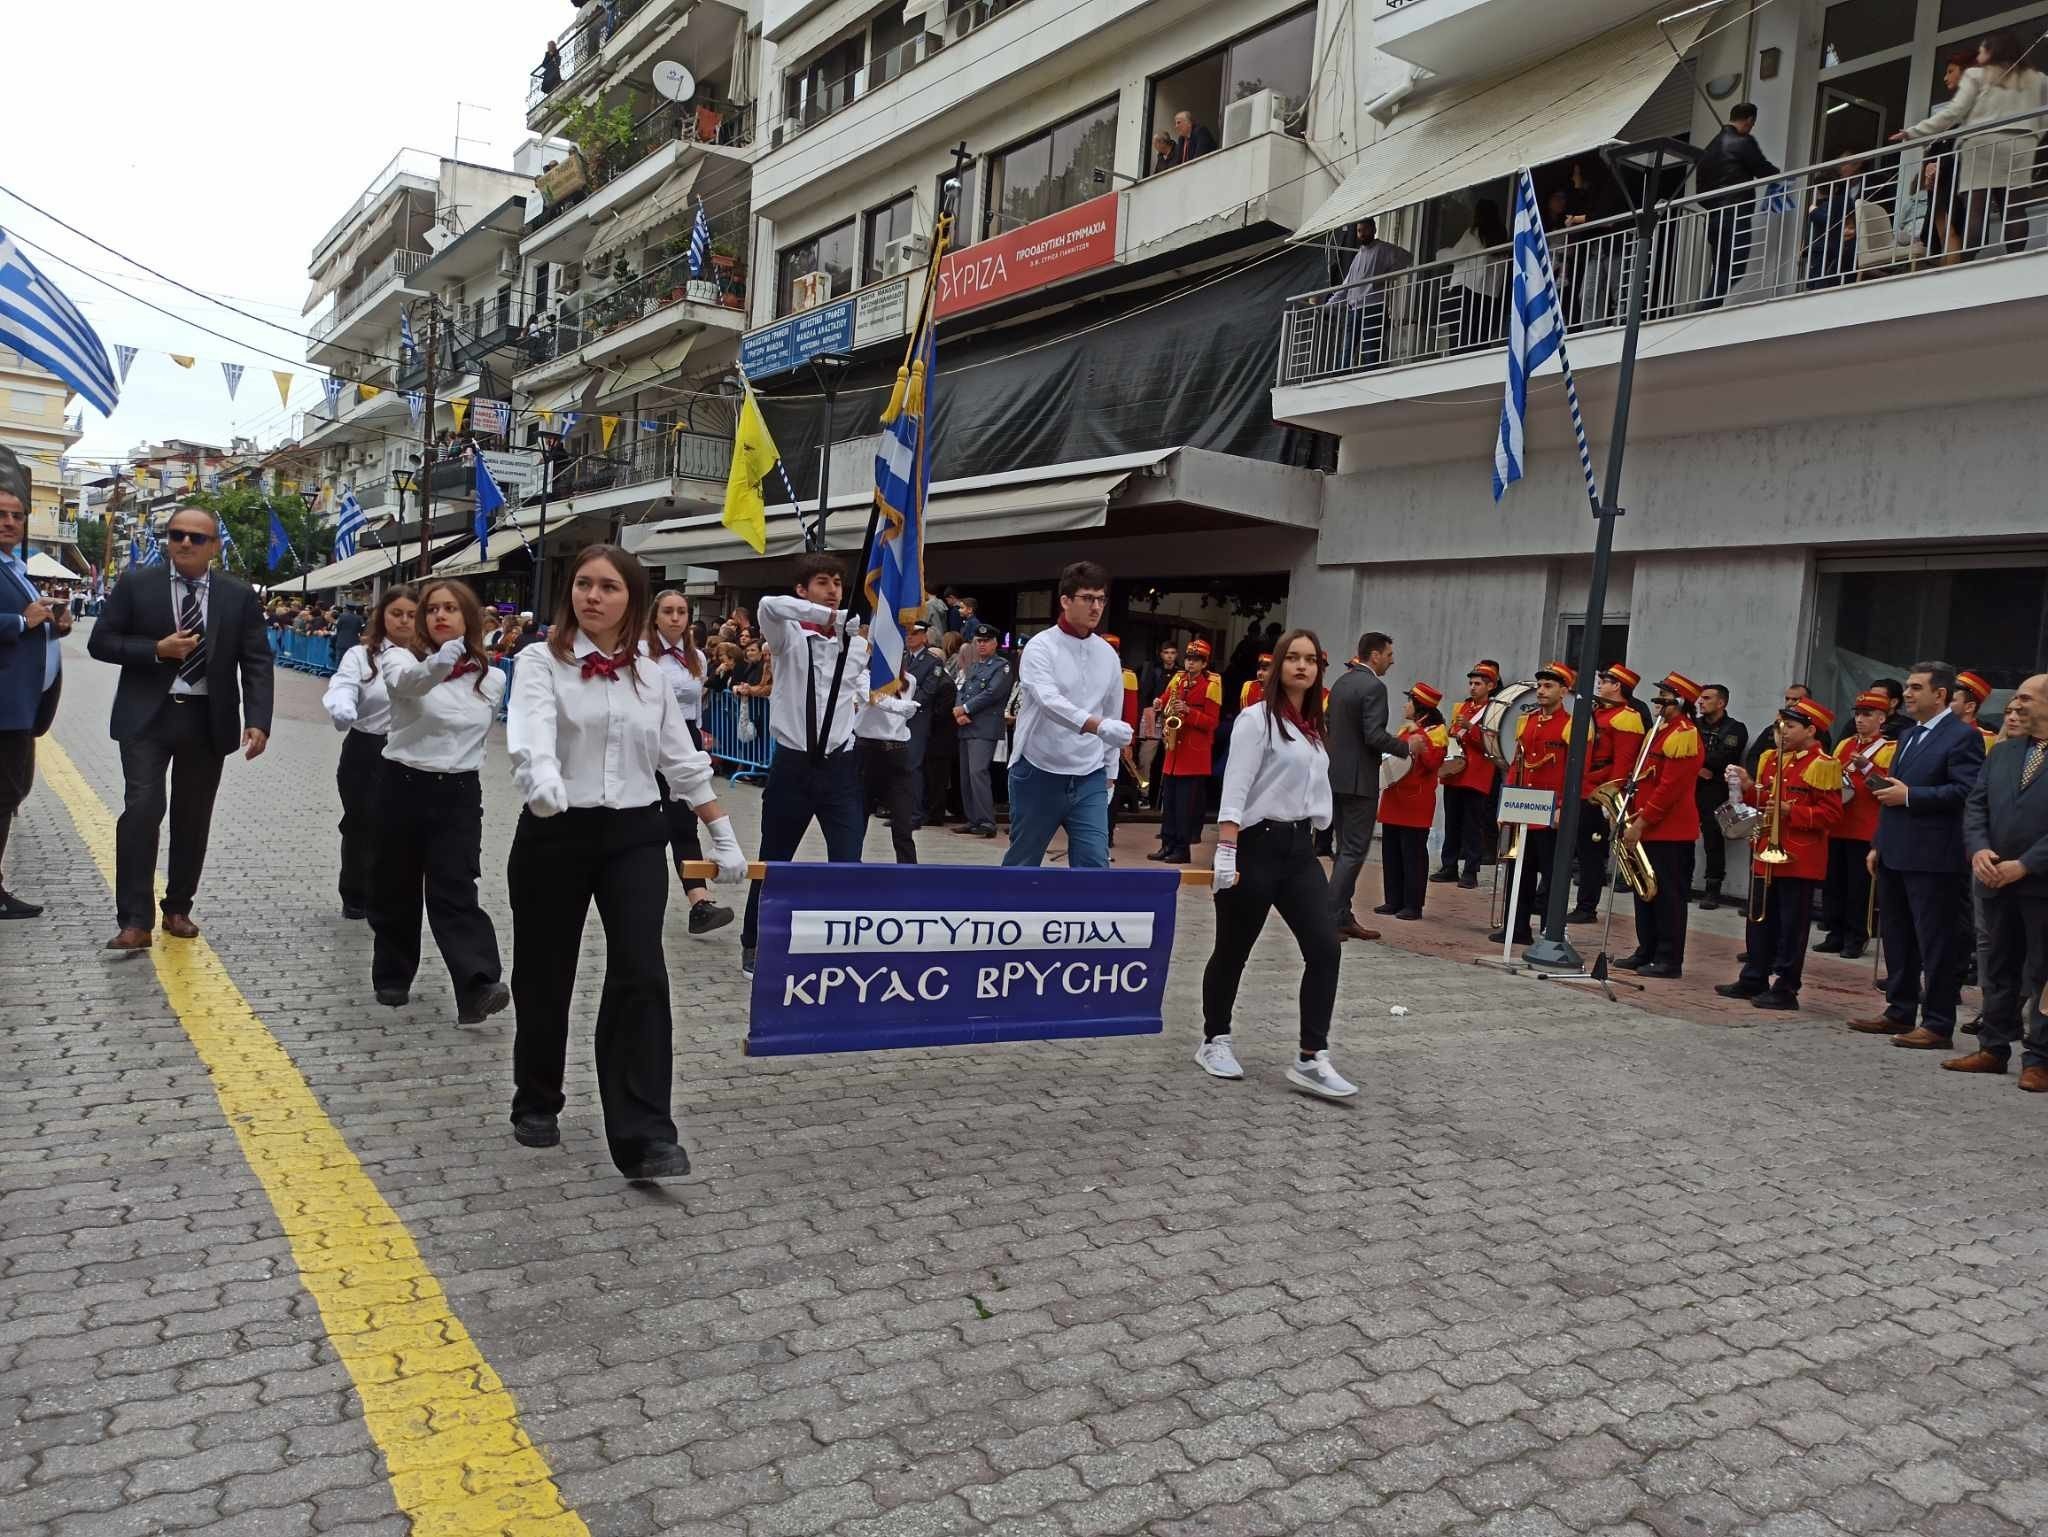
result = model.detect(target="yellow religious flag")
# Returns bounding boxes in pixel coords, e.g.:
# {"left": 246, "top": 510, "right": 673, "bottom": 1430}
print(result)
{"left": 451, "top": 398, "right": 469, "bottom": 432}
{"left": 272, "top": 371, "right": 293, "bottom": 408}
{"left": 357, "top": 383, "right": 381, "bottom": 401}
{"left": 720, "top": 384, "right": 778, "bottom": 556}
{"left": 600, "top": 415, "right": 619, "bottom": 450}
{"left": 537, "top": 409, "right": 554, "bottom": 427}
{"left": 169, "top": 354, "right": 195, "bottom": 369}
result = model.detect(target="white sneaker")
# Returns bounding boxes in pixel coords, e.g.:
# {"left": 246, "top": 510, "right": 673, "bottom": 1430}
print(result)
{"left": 1195, "top": 1036, "right": 1244, "bottom": 1079}
{"left": 1286, "top": 1051, "right": 1358, "bottom": 1100}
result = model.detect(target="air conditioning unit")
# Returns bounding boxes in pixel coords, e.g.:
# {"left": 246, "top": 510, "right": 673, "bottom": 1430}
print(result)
{"left": 792, "top": 270, "right": 833, "bottom": 311}
{"left": 882, "top": 235, "right": 929, "bottom": 277}
{"left": 1223, "top": 89, "right": 1293, "bottom": 149}
{"left": 496, "top": 250, "right": 521, "bottom": 279}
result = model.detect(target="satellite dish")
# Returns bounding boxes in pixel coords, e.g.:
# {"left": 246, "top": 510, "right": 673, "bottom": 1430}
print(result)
{"left": 652, "top": 62, "right": 695, "bottom": 103}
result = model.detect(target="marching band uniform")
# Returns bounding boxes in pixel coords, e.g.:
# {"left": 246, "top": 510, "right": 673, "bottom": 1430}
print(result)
{"left": 1435, "top": 662, "right": 1499, "bottom": 888}
{"left": 1617, "top": 672, "right": 1704, "bottom": 978}
{"left": 506, "top": 633, "right": 746, "bottom": 1178}
{"left": 1376, "top": 683, "right": 1446, "bottom": 920}
{"left": 321, "top": 640, "right": 391, "bottom": 918}
{"left": 1238, "top": 655, "right": 1272, "bottom": 711}
{"left": 1153, "top": 641, "right": 1223, "bottom": 864}
{"left": 1492, "top": 662, "right": 1578, "bottom": 947}
{"left": 1817, "top": 691, "right": 1893, "bottom": 959}
{"left": 370, "top": 640, "right": 508, "bottom": 1019}
{"left": 1955, "top": 671, "right": 1998, "bottom": 753}
{"left": 1106, "top": 634, "right": 1141, "bottom": 831}
{"left": 1716, "top": 700, "right": 1844, "bottom": 1008}
{"left": 1570, "top": 665, "right": 1645, "bottom": 921}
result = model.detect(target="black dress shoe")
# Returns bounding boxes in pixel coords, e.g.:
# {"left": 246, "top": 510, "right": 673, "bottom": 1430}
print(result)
{"left": 1487, "top": 927, "right": 1533, "bottom": 946}
{"left": 1839, "top": 942, "right": 1865, "bottom": 961}
{"left": 1146, "top": 849, "right": 1173, "bottom": 862}
{"left": 1373, "top": 903, "right": 1400, "bottom": 916}
{"left": 1962, "top": 1016, "right": 1983, "bottom": 1036}
{"left": 1395, "top": 908, "right": 1423, "bottom": 921}
{"left": 688, "top": 900, "right": 734, "bottom": 937}
{"left": 0, "top": 889, "right": 43, "bottom": 919}
{"left": 1428, "top": 869, "right": 1459, "bottom": 884}
{"left": 1611, "top": 953, "right": 1650, "bottom": 971}
{"left": 375, "top": 988, "right": 409, "bottom": 1007}
{"left": 341, "top": 904, "right": 367, "bottom": 921}
{"left": 1812, "top": 933, "right": 1843, "bottom": 953}
{"left": 1715, "top": 981, "right": 1766, "bottom": 998}
{"left": 623, "top": 1142, "right": 691, "bottom": 1180}
{"left": 1637, "top": 961, "right": 1683, "bottom": 979}
{"left": 512, "top": 1113, "right": 560, "bottom": 1148}
{"left": 1565, "top": 908, "right": 1601, "bottom": 925}
{"left": 1457, "top": 875, "right": 1479, "bottom": 890}
{"left": 1750, "top": 990, "right": 1799, "bottom": 1011}
{"left": 458, "top": 981, "right": 512, "bottom": 1025}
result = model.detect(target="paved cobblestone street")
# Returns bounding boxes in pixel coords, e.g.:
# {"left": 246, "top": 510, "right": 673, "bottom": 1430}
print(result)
{"left": 6, "top": 631, "right": 2048, "bottom": 1537}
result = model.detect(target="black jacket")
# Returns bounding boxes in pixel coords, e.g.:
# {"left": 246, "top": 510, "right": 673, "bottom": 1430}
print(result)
{"left": 1695, "top": 126, "right": 1780, "bottom": 206}
{"left": 1696, "top": 713, "right": 1749, "bottom": 786}
{"left": 1966, "top": 737, "right": 2048, "bottom": 898}
{"left": 87, "top": 565, "right": 274, "bottom": 756}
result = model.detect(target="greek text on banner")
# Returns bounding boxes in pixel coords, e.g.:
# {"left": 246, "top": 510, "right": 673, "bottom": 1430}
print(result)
{"left": 791, "top": 909, "right": 1154, "bottom": 954}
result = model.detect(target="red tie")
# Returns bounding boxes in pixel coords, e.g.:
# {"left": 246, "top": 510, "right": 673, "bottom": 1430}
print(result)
{"left": 581, "top": 649, "right": 633, "bottom": 681}
{"left": 445, "top": 656, "right": 479, "bottom": 682}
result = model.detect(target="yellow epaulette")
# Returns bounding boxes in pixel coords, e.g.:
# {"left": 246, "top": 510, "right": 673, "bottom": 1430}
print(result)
{"left": 1662, "top": 721, "right": 1701, "bottom": 758}
{"left": 1610, "top": 710, "right": 1645, "bottom": 736}
{"left": 1203, "top": 675, "right": 1223, "bottom": 705}
{"left": 1121, "top": 669, "right": 1138, "bottom": 690}
{"left": 1803, "top": 753, "right": 1844, "bottom": 792}
{"left": 1425, "top": 724, "right": 1448, "bottom": 750}
{"left": 1239, "top": 682, "right": 1255, "bottom": 708}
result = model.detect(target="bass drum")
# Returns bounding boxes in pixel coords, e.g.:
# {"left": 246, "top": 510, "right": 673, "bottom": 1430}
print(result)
{"left": 1477, "top": 682, "right": 1539, "bottom": 770}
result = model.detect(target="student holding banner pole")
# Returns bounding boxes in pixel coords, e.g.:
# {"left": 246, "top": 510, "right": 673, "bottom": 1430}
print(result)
{"left": 505, "top": 545, "right": 747, "bottom": 1181}
{"left": 646, "top": 589, "right": 733, "bottom": 936}
{"left": 1198, "top": 632, "right": 1356, "bottom": 1101}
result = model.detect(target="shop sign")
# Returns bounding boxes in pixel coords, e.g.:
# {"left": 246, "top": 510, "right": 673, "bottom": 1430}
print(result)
{"left": 934, "top": 194, "right": 1121, "bottom": 318}
{"left": 741, "top": 275, "right": 912, "bottom": 380}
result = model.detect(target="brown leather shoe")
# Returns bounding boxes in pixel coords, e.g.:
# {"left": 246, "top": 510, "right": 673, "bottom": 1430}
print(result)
{"left": 1337, "top": 920, "right": 1381, "bottom": 942}
{"left": 1893, "top": 1027, "right": 1951, "bottom": 1050}
{"left": 104, "top": 927, "right": 153, "bottom": 952}
{"left": 2019, "top": 1066, "right": 2048, "bottom": 1093}
{"left": 1848, "top": 1015, "right": 1907, "bottom": 1035}
{"left": 161, "top": 914, "right": 200, "bottom": 939}
{"left": 1939, "top": 1049, "right": 2008, "bottom": 1074}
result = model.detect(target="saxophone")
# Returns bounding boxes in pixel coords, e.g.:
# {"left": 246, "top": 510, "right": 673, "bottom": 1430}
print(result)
{"left": 1589, "top": 720, "right": 1660, "bottom": 901}
{"left": 1161, "top": 673, "right": 1188, "bottom": 754}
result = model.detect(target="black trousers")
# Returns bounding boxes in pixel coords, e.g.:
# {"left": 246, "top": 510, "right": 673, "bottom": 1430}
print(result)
{"left": 1439, "top": 785, "right": 1489, "bottom": 877}
{"left": 1819, "top": 837, "right": 1872, "bottom": 945}
{"left": 114, "top": 698, "right": 225, "bottom": 931}
{"left": 741, "top": 747, "right": 865, "bottom": 948}
{"left": 336, "top": 729, "right": 386, "bottom": 909}
{"left": 1159, "top": 773, "right": 1207, "bottom": 858}
{"left": 368, "top": 764, "right": 500, "bottom": 1004}
{"left": 924, "top": 743, "right": 957, "bottom": 824}
{"left": 1877, "top": 861, "right": 1967, "bottom": 1034}
{"left": 1203, "top": 820, "right": 1341, "bottom": 1055}
{"left": 509, "top": 803, "right": 676, "bottom": 1171}
{"left": 859, "top": 737, "right": 918, "bottom": 864}
{"left": 1696, "top": 785, "right": 1730, "bottom": 888}
{"left": 1574, "top": 798, "right": 1610, "bottom": 912}
{"left": 1381, "top": 825, "right": 1429, "bottom": 915}
{"left": 655, "top": 746, "right": 709, "bottom": 899}
{"left": 1978, "top": 889, "right": 2048, "bottom": 1067}
{"left": 1498, "top": 826, "right": 1556, "bottom": 941}
{"left": 0, "top": 730, "right": 32, "bottom": 885}
{"left": 1631, "top": 840, "right": 1695, "bottom": 966}
{"left": 1328, "top": 791, "right": 1379, "bottom": 924}
{"left": 1739, "top": 874, "right": 1816, "bottom": 995}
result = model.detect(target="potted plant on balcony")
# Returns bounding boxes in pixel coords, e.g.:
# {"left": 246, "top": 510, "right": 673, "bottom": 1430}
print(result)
{"left": 720, "top": 271, "right": 746, "bottom": 311}
{"left": 710, "top": 238, "right": 738, "bottom": 275}
{"left": 564, "top": 96, "right": 636, "bottom": 180}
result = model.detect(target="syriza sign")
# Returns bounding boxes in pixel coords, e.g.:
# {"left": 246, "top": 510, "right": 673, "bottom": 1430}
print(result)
{"left": 934, "top": 193, "right": 1121, "bottom": 318}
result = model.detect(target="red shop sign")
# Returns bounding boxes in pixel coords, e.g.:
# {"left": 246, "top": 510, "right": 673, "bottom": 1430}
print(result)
{"left": 934, "top": 193, "right": 1121, "bottom": 318}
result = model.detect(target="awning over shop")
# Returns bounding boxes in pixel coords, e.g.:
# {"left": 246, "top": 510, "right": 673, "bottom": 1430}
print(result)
{"left": 591, "top": 336, "right": 698, "bottom": 409}
{"left": 23, "top": 551, "right": 74, "bottom": 580}
{"left": 583, "top": 163, "right": 703, "bottom": 268}
{"left": 434, "top": 526, "right": 530, "bottom": 576}
{"left": 529, "top": 376, "right": 597, "bottom": 417}
{"left": 295, "top": 532, "right": 467, "bottom": 590}
{"left": 1296, "top": 11, "right": 1714, "bottom": 239}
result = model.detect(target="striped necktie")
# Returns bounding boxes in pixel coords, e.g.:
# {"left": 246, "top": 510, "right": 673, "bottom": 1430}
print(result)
{"left": 2024, "top": 739, "right": 2046, "bottom": 792}
{"left": 177, "top": 577, "right": 207, "bottom": 687}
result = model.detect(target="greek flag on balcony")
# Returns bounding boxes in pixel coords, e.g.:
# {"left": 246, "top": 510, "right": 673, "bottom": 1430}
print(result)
{"left": 321, "top": 374, "right": 345, "bottom": 411}
{"left": 864, "top": 309, "right": 937, "bottom": 696}
{"left": 1492, "top": 170, "right": 1599, "bottom": 510}
{"left": 406, "top": 389, "right": 424, "bottom": 428}
{"left": 473, "top": 456, "right": 506, "bottom": 546}
{"left": 0, "top": 227, "right": 121, "bottom": 417}
{"left": 688, "top": 198, "right": 712, "bottom": 280}
{"left": 400, "top": 305, "right": 418, "bottom": 369}
{"left": 1761, "top": 179, "right": 1796, "bottom": 215}
{"left": 333, "top": 488, "right": 366, "bottom": 562}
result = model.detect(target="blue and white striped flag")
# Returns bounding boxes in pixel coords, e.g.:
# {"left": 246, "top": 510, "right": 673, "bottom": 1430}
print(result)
{"left": 688, "top": 197, "right": 712, "bottom": 280}
{"left": 215, "top": 515, "right": 240, "bottom": 569}
{"left": 333, "top": 487, "right": 366, "bottom": 561}
{"left": 405, "top": 389, "right": 424, "bottom": 427}
{"left": 0, "top": 227, "right": 121, "bottom": 417}
{"left": 132, "top": 530, "right": 163, "bottom": 568}
{"left": 400, "top": 305, "right": 418, "bottom": 368}
{"left": 1492, "top": 170, "right": 1598, "bottom": 509}
{"left": 322, "top": 374, "right": 345, "bottom": 411}
{"left": 865, "top": 272, "right": 944, "bottom": 696}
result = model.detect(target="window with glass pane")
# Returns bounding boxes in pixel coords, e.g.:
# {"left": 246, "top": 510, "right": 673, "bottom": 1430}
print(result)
{"left": 938, "top": 164, "right": 977, "bottom": 248}
{"left": 1941, "top": 0, "right": 2048, "bottom": 30}
{"left": 987, "top": 99, "right": 1119, "bottom": 236}
{"left": 862, "top": 193, "right": 917, "bottom": 286}
{"left": 777, "top": 220, "right": 855, "bottom": 314}
{"left": 1816, "top": 562, "right": 2048, "bottom": 715}
{"left": 1225, "top": 5, "right": 1315, "bottom": 108}
{"left": 870, "top": 2, "right": 921, "bottom": 83}
{"left": 1821, "top": 0, "right": 1917, "bottom": 68}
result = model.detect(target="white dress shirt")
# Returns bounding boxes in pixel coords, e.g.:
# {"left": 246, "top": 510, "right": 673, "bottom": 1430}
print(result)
{"left": 322, "top": 644, "right": 393, "bottom": 736}
{"left": 168, "top": 570, "right": 211, "bottom": 697}
{"left": 855, "top": 692, "right": 916, "bottom": 743}
{"left": 645, "top": 638, "right": 707, "bottom": 724}
{"left": 377, "top": 643, "right": 505, "bottom": 773}
{"left": 0, "top": 549, "right": 60, "bottom": 692}
{"left": 1217, "top": 703, "right": 1334, "bottom": 832}
{"left": 508, "top": 634, "right": 714, "bottom": 810}
{"left": 758, "top": 593, "right": 868, "bottom": 756}
{"left": 1893, "top": 706, "right": 1952, "bottom": 766}
{"left": 1014, "top": 624, "right": 1122, "bottom": 778}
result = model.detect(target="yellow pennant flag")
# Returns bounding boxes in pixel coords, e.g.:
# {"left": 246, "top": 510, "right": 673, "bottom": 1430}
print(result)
{"left": 600, "top": 415, "right": 619, "bottom": 450}
{"left": 357, "top": 383, "right": 381, "bottom": 401}
{"left": 272, "top": 371, "right": 293, "bottom": 408}
{"left": 451, "top": 398, "right": 469, "bottom": 432}
{"left": 169, "top": 354, "right": 195, "bottom": 369}
{"left": 537, "top": 409, "right": 554, "bottom": 428}
{"left": 720, "top": 385, "right": 778, "bottom": 556}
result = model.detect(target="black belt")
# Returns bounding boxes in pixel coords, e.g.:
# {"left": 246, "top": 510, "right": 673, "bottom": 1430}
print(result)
{"left": 386, "top": 762, "right": 477, "bottom": 782}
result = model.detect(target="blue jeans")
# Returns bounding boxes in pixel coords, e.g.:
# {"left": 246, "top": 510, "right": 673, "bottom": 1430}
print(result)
{"left": 1001, "top": 756, "right": 1109, "bottom": 869}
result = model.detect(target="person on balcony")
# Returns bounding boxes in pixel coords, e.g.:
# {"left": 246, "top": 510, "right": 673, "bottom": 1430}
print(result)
{"left": 1696, "top": 103, "right": 1780, "bottom": 308}
{"left": 1149, "top": 132, "right": 1175, "bottom": 177}
{"left": 1320, "top": 218, "right": 1411, "bottom": 371}
{"left": 1171, "top": 110, "right": 1217, "bottom": 165}
{"left": 540, "top": 40, "right": 562, "bottom": 95}
{"left": 1892, "top": 30, "right": 2048, "bottom": 260}
{"left": 1438, "top": 199, "right": 1510, "bottom": 350}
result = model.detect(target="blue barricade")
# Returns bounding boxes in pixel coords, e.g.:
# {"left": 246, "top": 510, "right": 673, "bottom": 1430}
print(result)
{"left": 268, "top": 629, "right": 338, "bottom": 677}
{"left": 701, "top": 688, "right": 776, "bottom": 783}
{"left": 495, "top": 657, "right": 516, "bottom": 721}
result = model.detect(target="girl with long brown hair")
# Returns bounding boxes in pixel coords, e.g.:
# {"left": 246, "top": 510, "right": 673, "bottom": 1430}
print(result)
{"left": 1198, "top": 629, "right": 1353, "bottom": 1100}
{"left": 646, "top": 588, "right": 731, "bottom": 935}
{"left": 321, "top": 584, "right": 416, "bottom": 919}
{"left": 370, "top": 578, "right": 509, "bottom": 1024}
{"left": 506, "top": 545, "right": 745, "bottom": 1181}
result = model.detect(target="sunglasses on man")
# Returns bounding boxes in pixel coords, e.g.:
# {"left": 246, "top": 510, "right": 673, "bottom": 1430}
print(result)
{"left": 162, "top": 529, "right": 215, "bottom": 545}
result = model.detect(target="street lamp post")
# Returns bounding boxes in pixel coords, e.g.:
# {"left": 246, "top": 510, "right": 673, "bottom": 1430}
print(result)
{"left": 804, "top": 353, "right": 855, "bottom": 553}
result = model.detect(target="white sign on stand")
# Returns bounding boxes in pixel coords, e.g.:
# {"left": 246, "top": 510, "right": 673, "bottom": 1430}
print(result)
{"left": 1487, "top": 788, "right": 1559, "bottom": 970}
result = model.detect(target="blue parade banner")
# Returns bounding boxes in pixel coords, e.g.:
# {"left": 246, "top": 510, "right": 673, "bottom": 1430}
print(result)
{"left": 746, "top": 863, "right": 1183, "bottom": 1056}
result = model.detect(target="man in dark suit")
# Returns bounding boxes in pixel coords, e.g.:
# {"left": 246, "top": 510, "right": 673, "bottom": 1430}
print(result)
{"left": 1945, "top": 673, "right": 2048, "bottom": 1088}
{"left": 1171, "top": 110, "right": 1218, "bottom": 164}
{"left": 0, "top": 449, "right": 68, "bottom": 918}
{"left": 1849, "top": 661, "right": 1985, "bottom": 1048}
{"left": 1326, "top": 630, "right": 1409, "bottom": 943}
{"left": 902, "top": 622, "right": 941, "bottom": 821}
{"left": 87, "top": 504, "right": 273, "bottom": 951}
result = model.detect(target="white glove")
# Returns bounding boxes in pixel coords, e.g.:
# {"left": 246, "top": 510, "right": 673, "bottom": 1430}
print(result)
{"left": 434, "top": 637, "right": 468, "bottom": 668}
{"left": 527, "top": 776, "right": 569, "bottom": 817}
{"left": 329, "top": 702, "right": 357, "bottom": 730}
{"left": 1096, "top": 718, "right": 1134, "bottom": 750}
{"left": 1212, "top": 842, "right": 1239, "bottom": 892}
{"left": 704, "top": 815, "right": 748, "bottom": 885}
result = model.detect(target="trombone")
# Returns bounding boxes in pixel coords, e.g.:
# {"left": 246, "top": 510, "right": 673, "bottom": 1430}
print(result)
{"left": 1746, "top": 723, "right": 1792, "bottom": 924}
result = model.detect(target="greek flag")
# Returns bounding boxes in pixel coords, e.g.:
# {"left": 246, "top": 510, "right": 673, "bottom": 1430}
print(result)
{"left": 333, "top": 487, "right": 366, "bottom": 561}
{"left": 688, "top": 197, "right": 712, "bottom": 280}
{"left": 864, "top": 298, "right": 939, "bottom": 695}
{"left": 401, "top": 305, "right": 418, "bottom": 368}
{"left": 0, "top": 227, "right": 121, "bottom": 417}
{"left": 132, "top": 530, "right": 162, "bottom": 568}
{"left": 1492, "top": 170, "right": 1598, "bottom": 509}
{"left": 215, "top": 516, "right": 240, "bottom": 569}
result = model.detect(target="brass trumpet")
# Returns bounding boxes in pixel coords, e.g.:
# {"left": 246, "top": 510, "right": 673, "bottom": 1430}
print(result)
{"left": 1747, "top": 725, "right": 1792, "bottom": 924}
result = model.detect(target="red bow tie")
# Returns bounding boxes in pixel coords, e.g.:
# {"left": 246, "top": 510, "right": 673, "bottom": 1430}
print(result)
{"left": 581, "top": 649, "right": 633, "bottom": 681}
{"left": 659, "top": 642, "right": 690, "bottom": 661}
{"left": 445, "top": 656, "right": 480, "bottom": 682}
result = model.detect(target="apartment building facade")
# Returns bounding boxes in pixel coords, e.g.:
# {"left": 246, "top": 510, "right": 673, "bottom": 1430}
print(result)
{"left": 0, "top": 348, "right": 84, "bottom": 569}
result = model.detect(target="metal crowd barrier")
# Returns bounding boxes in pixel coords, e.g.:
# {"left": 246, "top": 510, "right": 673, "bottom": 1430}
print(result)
{"left": 268, "top": 629, "right": 338, "bottom": 677}
{"left": 700, "top": 688, "right": 775, "bottom": 784}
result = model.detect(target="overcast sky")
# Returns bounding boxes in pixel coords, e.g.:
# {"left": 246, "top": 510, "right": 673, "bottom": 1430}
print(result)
{"left": 8, "top": 2, "right": 564, "bottom": 471}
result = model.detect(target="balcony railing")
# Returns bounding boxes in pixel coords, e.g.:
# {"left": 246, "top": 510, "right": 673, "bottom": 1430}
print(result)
{"left": 526, "top": 103, "right": 758, "bottom": 238}
{"left": 548, "top": 432, "right": 734, "bottom": 498}
{"left": 1277, "top": 107, "right": 2048, "bottom": 388}
{"left": 527, "top": 0, "right": 655, "bottom": 115}
{"left": 519, "top": 217, "right": 751, "bottom": 368}
{"left": 778, "top": 0, "right": 1025, "bottom": 146}
{"left": 311, "top": 249, "right": 432, "bottom": 342}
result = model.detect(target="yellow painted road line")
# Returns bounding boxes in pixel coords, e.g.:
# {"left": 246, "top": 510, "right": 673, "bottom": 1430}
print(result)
{"left": 40, "top": 742, "right": 587, "bottom": 1537}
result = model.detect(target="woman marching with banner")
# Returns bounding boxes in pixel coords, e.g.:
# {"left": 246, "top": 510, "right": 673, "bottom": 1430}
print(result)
{"left": 646, "top": 588, "right": 734, "bottom": 937}
{"left": 321, "top": 585, "right": 415, "bottom": 920}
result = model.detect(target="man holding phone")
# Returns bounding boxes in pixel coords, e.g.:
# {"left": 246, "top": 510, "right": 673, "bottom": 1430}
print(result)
{"left": 0, "top": 447, "right": 67, "bottom": 918}
{"left": 87, "top": 504, "right": 273, "bottom": 951}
